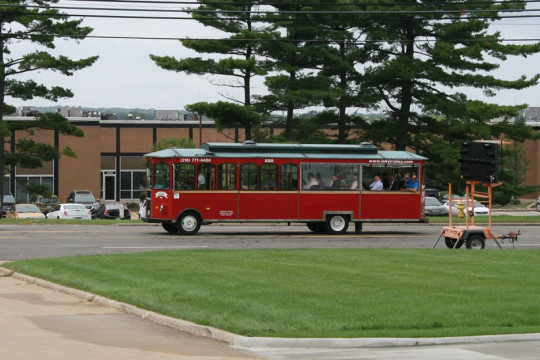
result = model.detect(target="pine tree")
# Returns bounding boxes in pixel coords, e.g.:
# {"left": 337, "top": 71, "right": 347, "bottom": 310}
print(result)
{"left": 0, "top": 0, "right": 98, "bottom": 202}
{"left": 359, "top": 1, "right": 540, "bottom": 151}
{"left": 150, "top": 0, "right": 270, "bottom": 140}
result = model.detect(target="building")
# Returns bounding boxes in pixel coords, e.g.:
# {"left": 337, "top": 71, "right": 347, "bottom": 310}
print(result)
{"left": 154, "top": 110, "right": 181, "bottom": 121}
{"left": 3, "top": 115, "right": 237, "bottom": 204}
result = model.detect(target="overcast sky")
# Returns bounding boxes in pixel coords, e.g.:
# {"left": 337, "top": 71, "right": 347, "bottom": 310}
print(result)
{"left": 7, "top": 1, "right": 540, "bottom": 111}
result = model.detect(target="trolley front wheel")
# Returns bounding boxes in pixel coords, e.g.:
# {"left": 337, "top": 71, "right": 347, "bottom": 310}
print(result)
{"left": 325, "top": 215, "right": 349, "bottom": 234}
{"left": 162, "top": 222, "right": 178, "bottom": 234}
{"left": 177, "top": 211, "right": 201, "bottom": 235}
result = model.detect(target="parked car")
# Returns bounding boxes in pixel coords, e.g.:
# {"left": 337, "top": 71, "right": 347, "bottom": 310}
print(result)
{"left": 425, "top": 188, "right": 441, "bottom": 201}
{"left": 424, "top": 196, "right": 448, "bottom": 216}
{"left": 46, "top": 203, "right": 92, "bottom": 220}
{"left": 96, "top": 203, "right": 130, "bottom": 220}
{"left": 6, "top": 204, "right": 46, "bottom": 219}
{"left": 441, "top": 193, "right": 466, "bottom": 203}
{"left": 443, "top": 199, "right": 490, "bottom": 216}
{"left": 66, "top": 190, "right": 99, "bottom": 218}
{"left": 33, "top": 195, "right": 59, "bottom": 214}
{"left": 138, "top": 200, "right": 147, "bottom": 220}
{"left": 2, "top": 194, "right": 16, "bottom": 217}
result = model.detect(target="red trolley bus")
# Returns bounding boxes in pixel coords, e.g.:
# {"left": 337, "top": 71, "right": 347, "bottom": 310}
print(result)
{"left": 143, "top": 141, "right": 428, "bottom": 235}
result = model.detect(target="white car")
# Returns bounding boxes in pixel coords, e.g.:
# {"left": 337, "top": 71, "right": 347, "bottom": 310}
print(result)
{"left": 46, "top": 203, "right": 92, "bottom": 220}
{"left": 443, "top": 200, "right": 490, "bottom": 216}
{"left": 138, "top": 200, "right": 147, "bottom": 220}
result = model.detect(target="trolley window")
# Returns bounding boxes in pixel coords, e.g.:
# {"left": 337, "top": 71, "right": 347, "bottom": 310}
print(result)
{"left": 197, "top": 163, "right": 215, "bottom": 190}
{"left": 240, "top": 163, "right": 258, "bottom": 190}
{"left": 218, "top": 163, "right": 237, "bottom": 190}
{"left": 301, "top": 163, "right": 359, "bottom": 190}
{"left": 260, "top": 164, "right": 278, "bottom": 190}
{"left": 154, "top": 162, "right": 170, "bottom": 190}
{"left": 362, "top": 164, "right": 420, "bottom": 191}
{"left": 280, "top": 164, "right": 298, "bottom": 190}
{"left": 174, "top": 163, "right": 195, "bottom": 190}
{"left": 146, "top": 160, "right": 152, "bottom": 189}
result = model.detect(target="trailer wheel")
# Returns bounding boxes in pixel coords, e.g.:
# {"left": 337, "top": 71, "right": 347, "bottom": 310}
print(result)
{"left": 466, "top": 235, "right": 485, "bottom": 249}
{"left": 177, "top": 211, "right": 201, "bottom": 235}
{"left": 325, "top": 215, "right": 349, "bottom": 234}
{"left": 306, "top": 222, "right": 326, "bottom": 233}
{"left": 444, "top": 237, "right": 463, "bottom": 249}
{"left": 162, "top": 222, "right": 178, "bottom": 234}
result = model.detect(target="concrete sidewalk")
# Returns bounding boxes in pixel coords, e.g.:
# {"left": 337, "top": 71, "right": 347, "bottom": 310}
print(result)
{"left": 0, "top": 273, "right": 258, "bottom": 360}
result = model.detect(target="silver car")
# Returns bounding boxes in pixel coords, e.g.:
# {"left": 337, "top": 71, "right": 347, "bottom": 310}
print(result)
{"left": 46, "top": 203, "right": 92, "bottom": 220}
{"left": 424, "top": 196, "right": 448, "bottom": 216}
{"left": 444, "top": 199, "right": 490, "bottom": 216}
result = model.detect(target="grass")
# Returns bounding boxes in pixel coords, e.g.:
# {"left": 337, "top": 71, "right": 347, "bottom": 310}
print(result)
{"left": 4, "top": 249, "right": 540, "bottom": 338}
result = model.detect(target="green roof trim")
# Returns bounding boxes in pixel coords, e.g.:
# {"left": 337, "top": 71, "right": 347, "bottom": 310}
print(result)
{"left": 144, "top": 142, "right": 427, "bottom": 161}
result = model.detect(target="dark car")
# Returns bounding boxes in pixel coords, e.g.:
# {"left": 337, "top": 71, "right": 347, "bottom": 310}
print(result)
{"left": 2, "top": 194, "right": 16, "bottom": 217}
{"left": 97, "top": 203, "right": 131, "bottom": 220}
{"left": 425, "top": 188, "right": 441, "bottom": 201}
{"left": 33, "top": 195, "right": 59, "bottom": 215}
{"left": 66, "top": 190, "right": 99, "bottom": 218}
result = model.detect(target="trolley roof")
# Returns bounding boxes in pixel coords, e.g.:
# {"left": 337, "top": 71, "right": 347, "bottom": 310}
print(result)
{"left": 144, "top": 142, "right": 427, "bottom": 161}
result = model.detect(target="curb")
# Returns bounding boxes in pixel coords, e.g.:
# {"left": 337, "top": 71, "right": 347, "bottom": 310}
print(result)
{"left": 1, "top": 266, "right": 539, "bottom": 349}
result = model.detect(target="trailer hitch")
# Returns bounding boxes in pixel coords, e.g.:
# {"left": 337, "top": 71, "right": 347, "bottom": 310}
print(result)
{"left": 498, "top": 230, "right": 520, "bottom": 249}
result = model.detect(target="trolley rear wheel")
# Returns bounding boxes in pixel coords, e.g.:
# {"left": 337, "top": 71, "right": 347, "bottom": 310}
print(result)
{"left": 466, "top": 235, "right": 485, "bottom": 249}
{"left": 306, "top": 222, "right": 326, "bottom": 233}
{"left": 325, "top": 215, "right": 349, "bottom": 234}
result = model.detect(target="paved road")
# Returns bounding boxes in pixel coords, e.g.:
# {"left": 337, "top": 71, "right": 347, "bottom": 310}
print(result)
{"left": 0, "top": 222, "right": 538, "bottom": 261}
{"left": 1, "top": 222, "right": 539, "bottom": 360}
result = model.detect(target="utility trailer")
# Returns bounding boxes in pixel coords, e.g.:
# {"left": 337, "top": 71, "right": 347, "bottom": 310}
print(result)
{"left": 434, "top": 181, "right": 519, "bottom": 250}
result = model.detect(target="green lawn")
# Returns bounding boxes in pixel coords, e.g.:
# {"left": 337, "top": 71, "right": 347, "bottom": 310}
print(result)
{"left": 4, "top": 249, "right": 540, "bottom": 338}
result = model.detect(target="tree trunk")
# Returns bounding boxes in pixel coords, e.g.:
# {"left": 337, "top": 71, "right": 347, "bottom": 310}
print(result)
{"left": 0, "top": 31, "right": 6, "bottom": 209}
{"left": 396, "top": 21, "right": 415, "bottom": 151}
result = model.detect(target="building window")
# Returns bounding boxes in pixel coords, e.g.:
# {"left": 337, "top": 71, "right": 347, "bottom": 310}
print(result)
{"left": 13, "top": 176, "right": 54, "bottom": 202}
{"left": 120, "top": 171, "right": 146, "bottom": 200}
